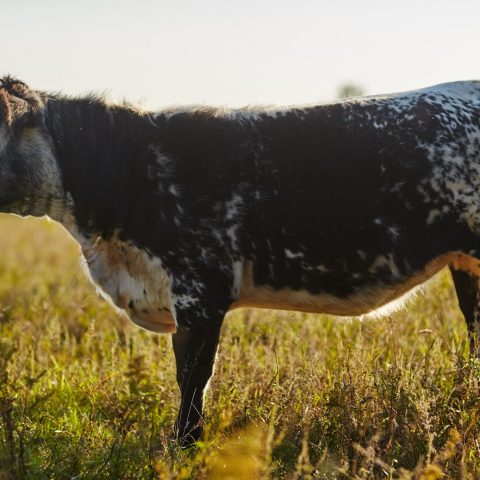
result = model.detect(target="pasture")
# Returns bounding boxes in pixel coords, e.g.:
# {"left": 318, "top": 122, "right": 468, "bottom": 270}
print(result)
{"left": 0, "top": 215, "right": 479, "bottom": 479}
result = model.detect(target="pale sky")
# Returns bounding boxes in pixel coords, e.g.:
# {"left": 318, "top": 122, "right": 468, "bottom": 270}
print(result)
{"left": 3, "top": 0, "right": 480, "bottom": 108}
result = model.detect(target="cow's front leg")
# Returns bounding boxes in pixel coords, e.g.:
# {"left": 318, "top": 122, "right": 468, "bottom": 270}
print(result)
{"left": 172, "top": 318, "right": 223, "bottom": 447}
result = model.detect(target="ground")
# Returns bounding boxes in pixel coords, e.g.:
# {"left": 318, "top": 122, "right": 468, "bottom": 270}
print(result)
{"left": 0, "top": 215, "right": 479, "bottom": 479}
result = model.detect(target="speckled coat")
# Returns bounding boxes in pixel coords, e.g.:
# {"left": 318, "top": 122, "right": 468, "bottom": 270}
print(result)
{"left": 0, "top": 76, "right": 480, "bottom": 445}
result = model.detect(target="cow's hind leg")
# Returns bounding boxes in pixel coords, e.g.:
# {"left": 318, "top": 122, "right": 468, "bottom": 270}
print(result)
{"left": 450, "top": 266, "right": 480, "bottom": 355}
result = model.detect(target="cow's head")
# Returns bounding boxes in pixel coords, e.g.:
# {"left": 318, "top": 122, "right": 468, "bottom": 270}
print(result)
{"left": 0, "top": 76, "right": 63, "bottom": 216}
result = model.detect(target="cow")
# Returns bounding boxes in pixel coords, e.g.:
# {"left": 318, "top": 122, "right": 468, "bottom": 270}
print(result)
{"left": 0, "top": 76, "right": 480, "bottom": 447}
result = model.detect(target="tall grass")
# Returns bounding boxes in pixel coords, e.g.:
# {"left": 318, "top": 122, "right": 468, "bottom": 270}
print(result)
{"left": 0, "top": 215, "right": 478, "bottom": 479}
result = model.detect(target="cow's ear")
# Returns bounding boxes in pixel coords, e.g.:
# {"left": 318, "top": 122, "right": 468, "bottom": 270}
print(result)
{"left": 0, "top": 77, "right": 44, "bottom": 129}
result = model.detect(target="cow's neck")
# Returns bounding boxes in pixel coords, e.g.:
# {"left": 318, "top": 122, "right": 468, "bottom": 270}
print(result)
{"left": 44, "top": 96, "right": 160, "bottom": 237}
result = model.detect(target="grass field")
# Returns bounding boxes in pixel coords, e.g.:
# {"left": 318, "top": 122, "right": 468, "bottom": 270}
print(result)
{"left": 0, "top": 215, "right": 479, "bottom": 479}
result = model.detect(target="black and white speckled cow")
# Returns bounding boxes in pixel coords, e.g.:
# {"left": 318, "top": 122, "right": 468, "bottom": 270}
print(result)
{"left": 1, "top": 76, "right": 480, "bottom": 446}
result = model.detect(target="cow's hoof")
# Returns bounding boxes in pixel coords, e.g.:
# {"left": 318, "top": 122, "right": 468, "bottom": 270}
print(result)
{"left": 174, "top": 423, "right": 203, "bottom": 449}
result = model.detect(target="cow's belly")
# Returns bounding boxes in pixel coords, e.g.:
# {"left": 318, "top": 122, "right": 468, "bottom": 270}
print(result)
{"left": 234, "top": 281, "right": 424, "bottom": 317}
{"left": 233, "top": 253, "right": 476, "bottom": 316}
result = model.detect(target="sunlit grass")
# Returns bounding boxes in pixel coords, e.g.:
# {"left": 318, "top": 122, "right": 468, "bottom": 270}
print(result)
{"left": 0, "top": 215, "right": 479, "bottom": 479}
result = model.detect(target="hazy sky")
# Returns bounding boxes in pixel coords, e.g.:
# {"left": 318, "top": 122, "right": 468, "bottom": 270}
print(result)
{"left": 3, "top": 0, "right": 480, "bottom": 108}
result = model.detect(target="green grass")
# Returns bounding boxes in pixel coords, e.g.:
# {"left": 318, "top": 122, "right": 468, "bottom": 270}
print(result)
{"left": 0, "top": 215, "right": 479, "bottom": 479}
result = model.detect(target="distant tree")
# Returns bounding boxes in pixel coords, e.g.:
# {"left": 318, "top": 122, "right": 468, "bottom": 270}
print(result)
{"left": 337, "top": 83, "right": 365, "bottom": 99}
